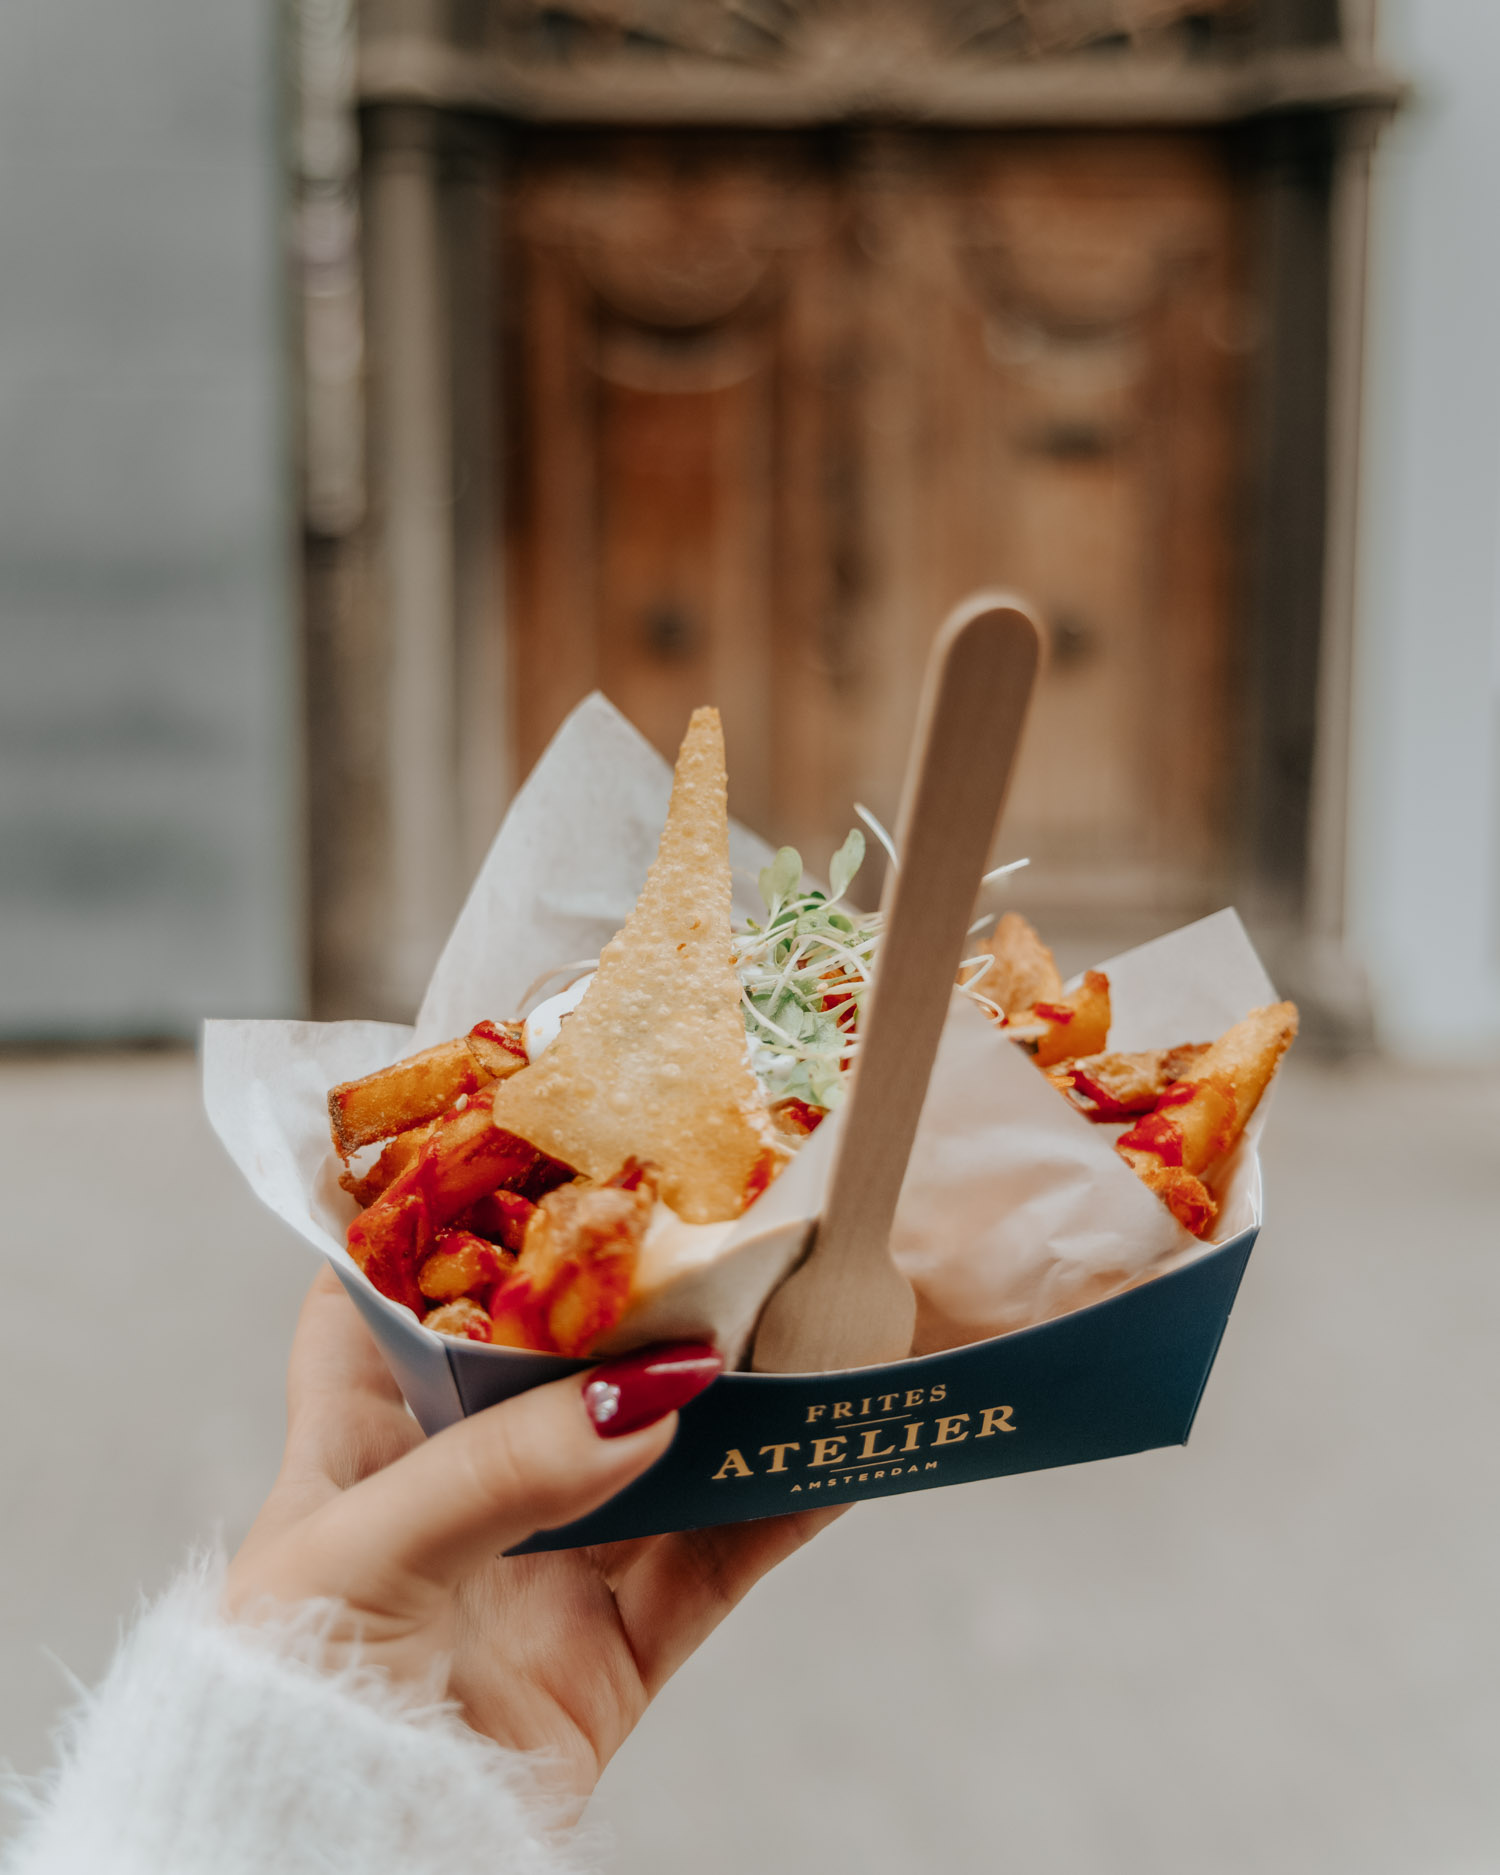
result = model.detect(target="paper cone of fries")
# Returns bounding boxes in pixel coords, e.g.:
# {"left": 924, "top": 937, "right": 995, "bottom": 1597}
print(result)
{"left": 204, "top": 693, "right": 1280, "bottom": 1434}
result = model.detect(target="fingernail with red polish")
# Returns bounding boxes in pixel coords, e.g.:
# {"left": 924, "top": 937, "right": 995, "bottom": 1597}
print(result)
{"left": 582, "top": 1342, "right": 722, "bottom": 1439}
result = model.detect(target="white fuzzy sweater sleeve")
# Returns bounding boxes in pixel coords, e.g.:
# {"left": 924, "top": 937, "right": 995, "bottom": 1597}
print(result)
{"left": 2, "top": 1559, "right": 589, "bottom": 1875}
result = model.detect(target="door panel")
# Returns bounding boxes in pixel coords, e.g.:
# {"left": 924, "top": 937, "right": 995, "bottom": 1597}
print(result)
{"left": 503, "top": 131, "right": 1247, "bottom": 921}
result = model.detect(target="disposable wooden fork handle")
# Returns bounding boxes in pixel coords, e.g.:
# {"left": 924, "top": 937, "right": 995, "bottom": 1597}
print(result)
{"left": 752, "top": 595, "right": 1042, "bottom": 1374}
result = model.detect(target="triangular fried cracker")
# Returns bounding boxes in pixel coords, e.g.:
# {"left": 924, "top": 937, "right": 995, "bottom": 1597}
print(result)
{"left": 491, "top": 707, "right": 788, "bottom": 1223}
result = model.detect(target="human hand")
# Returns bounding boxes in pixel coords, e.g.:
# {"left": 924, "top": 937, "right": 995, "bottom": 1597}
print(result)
{"left": 227, "top": 1268, "right": 836, "bottom": 1816}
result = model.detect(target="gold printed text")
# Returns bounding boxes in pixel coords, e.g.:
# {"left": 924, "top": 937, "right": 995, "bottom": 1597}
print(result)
{"left": 710, "top": 1401, "right": 1016, "bottom": 1482}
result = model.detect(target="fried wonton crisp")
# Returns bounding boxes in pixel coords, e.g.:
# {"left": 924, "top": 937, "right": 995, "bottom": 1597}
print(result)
{"left": 491, "top": 707, "right": 788, "bottom": 1224}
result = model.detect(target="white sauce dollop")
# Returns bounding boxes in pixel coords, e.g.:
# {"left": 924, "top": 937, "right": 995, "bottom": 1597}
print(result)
{"left": 522, "top": 972, "right": 594, "bottom": 1061}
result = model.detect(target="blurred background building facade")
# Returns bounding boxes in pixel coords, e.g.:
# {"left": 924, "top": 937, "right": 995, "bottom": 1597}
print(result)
{"left": 3, "top": 0, "right": 1498, "bottom": 1060}
{"left": 0, "top": 0, "right": 297, "bottom": 1038}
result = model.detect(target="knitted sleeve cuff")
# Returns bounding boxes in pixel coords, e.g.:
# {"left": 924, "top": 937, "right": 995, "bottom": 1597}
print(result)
{"left": 2, "top": 1555, "right": 590, "bottom": 1875}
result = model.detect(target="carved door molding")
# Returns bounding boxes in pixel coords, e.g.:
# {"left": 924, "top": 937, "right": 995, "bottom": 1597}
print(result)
{"left": 504, "top": 129, "right": 1248, "bottom": 922}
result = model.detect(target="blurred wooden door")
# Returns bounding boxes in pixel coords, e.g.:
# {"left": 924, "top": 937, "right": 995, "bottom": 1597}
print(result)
{"left": 504, "top": 131, "right": 1247, "bottom": 919}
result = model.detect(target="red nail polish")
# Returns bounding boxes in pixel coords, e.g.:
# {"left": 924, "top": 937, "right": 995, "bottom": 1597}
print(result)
{"left": 582, "top": 1342, "right": 722, "bottom": 1439}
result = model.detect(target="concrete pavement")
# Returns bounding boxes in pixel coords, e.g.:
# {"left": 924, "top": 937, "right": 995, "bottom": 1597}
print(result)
{"left": 2, "top": 1050, "right": 1497, "bottom": 1872}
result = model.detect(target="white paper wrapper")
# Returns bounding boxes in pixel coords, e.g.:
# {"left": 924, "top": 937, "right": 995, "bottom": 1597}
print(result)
{"left": 203, "top": 693, "right": 1277, "bottom": 1373}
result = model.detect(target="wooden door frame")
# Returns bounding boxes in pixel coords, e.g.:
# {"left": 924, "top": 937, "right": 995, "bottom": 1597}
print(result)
{"left": 299, "top": 5, "right": 1403, "bottom": 1026}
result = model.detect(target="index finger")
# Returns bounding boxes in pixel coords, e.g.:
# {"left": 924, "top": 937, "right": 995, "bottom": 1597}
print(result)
{"left": 253, "top": 1370, "right": 679, "bottom": 1620}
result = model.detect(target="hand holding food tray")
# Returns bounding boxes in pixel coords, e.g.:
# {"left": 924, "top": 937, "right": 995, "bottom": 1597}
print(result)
{"left": 204, "top": 633, "right": 1294, "bottom": 1549}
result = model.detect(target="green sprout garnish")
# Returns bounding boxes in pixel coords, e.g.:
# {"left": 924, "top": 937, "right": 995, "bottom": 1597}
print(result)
{"left": 733, "top": 829, "right": 881, "bottom": 1113}
{"left": 732, "top": 813, "right": 1029, "bottom": 1111}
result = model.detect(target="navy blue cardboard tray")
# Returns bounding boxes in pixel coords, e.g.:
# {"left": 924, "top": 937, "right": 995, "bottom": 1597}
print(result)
{"left": 335, "top": 1221, "right": 1257, "bottom": 1552}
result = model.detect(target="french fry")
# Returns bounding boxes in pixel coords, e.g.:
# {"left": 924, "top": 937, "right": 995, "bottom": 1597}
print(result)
{"left": 423, "top": 1297, "right": 493, "bottom": 1342}
{"left": 1030, "top": 970, "right": 1112, "bottom": 1068}
{"left": 328, "top": 1020, "right": 527, "bottom": 1158}
{"left": 1052, "top": 1043, "right": 1211, "bottom": 1120}
{"left": 1115, "top": 1072, "right": 1234, "bottom": 1237}
{"left": 769, "top": 1097, "right": 825, "bottom": 1143}
{"left": 339, "top": 1118, "right": 438, "bottom": 1206}
{"left": 963, "top": 914, "right": 1110, "bottom": 1066}
{"left": 1115, "top": 1001, "right": 1298, "bottom": 1238}
{"left": 1127, "top": 1162, "right": 1220, "bottom": 1239}
{"left": 1193, "top": 1001, "right": 1299, "bottom": 1124}
{"left": 329, "top": 1037, "right": 487, "bottom": 1158}
{"left": 1116, "top": 1077, "right": 1236, "bottom": 1190}
{"left": 456, "top": 1188, "right": 537, "bottom": 1254}
{"left": 346, "top": 1087, "right": 572, "bottom": 1313}
{"left": 417, "top": 1227, "right": 514, "bottom": 1303}
{"left": 488, "top": 1163, "right": 656, "bottom": 1355}
{"left": 466, "top": 1019, "right": 528, "bottom": 1078}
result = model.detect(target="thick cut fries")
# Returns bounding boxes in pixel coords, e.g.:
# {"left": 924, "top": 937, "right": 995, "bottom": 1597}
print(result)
{"left": 465, "top": 1019, "right": 529, "bottom": 1078}
{"left": 328, "top": 1020, "right": 525, "bottom": 1158}
{"left": 965, "top": 914, "right": 1112, "bottom": 1065}
{"left": 423, "top": 1297, "right": 492, "bottom": 1341}
{"left": 769, "top": 1097, "right": 824, "bottom": 1142}
{"left": 969, "top": 909, "right": 1296, "bottom": 1241}
{"left": 1115, "top": 1082, "right": 1236, "bottom": 1236}
{"left": 456, "top": 1188, "right": 536, "bottom": 1254}
{"left": 1030, "top": 970, "right": 1112, "bottom": 1068}
{"left": 1115, "top": 1001, "right": 1298, "bottom": 1237}
{"left": 417, "top": 1227, "right": 514, "bottom": 1302}
{"left": 1193, "top": 1001, "right": 1299, "bottom": 1121}
{"left": 1050, "top": 1043, "right": 1210, "bottom": 1120}
{"left": 489, "top": 1163, "right": 656, "bottom": 1356}
{"left": 345, "top": 1088, "right": 571, "bottom": 1312}
{"left": 339, "top": 1118, "right": 438, "bottom": 1206}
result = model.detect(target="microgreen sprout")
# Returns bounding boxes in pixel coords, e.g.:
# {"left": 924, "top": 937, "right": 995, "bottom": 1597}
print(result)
{"left": 853, "top": 802, "right": 899, "bottom": 871}
{"left": 731, "top": 831, "right": 1028, "bottom": 1109}
{"left": 954, "top": 954, "right": 1004, "bottom": 1022}
{"left": 732, "top": 829, "right": 881, "bottom": 1112}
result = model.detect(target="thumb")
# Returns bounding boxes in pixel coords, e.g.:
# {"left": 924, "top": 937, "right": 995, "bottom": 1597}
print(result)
{"left": 240, "top": 1345, "right": 721, "bottom": 1617}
